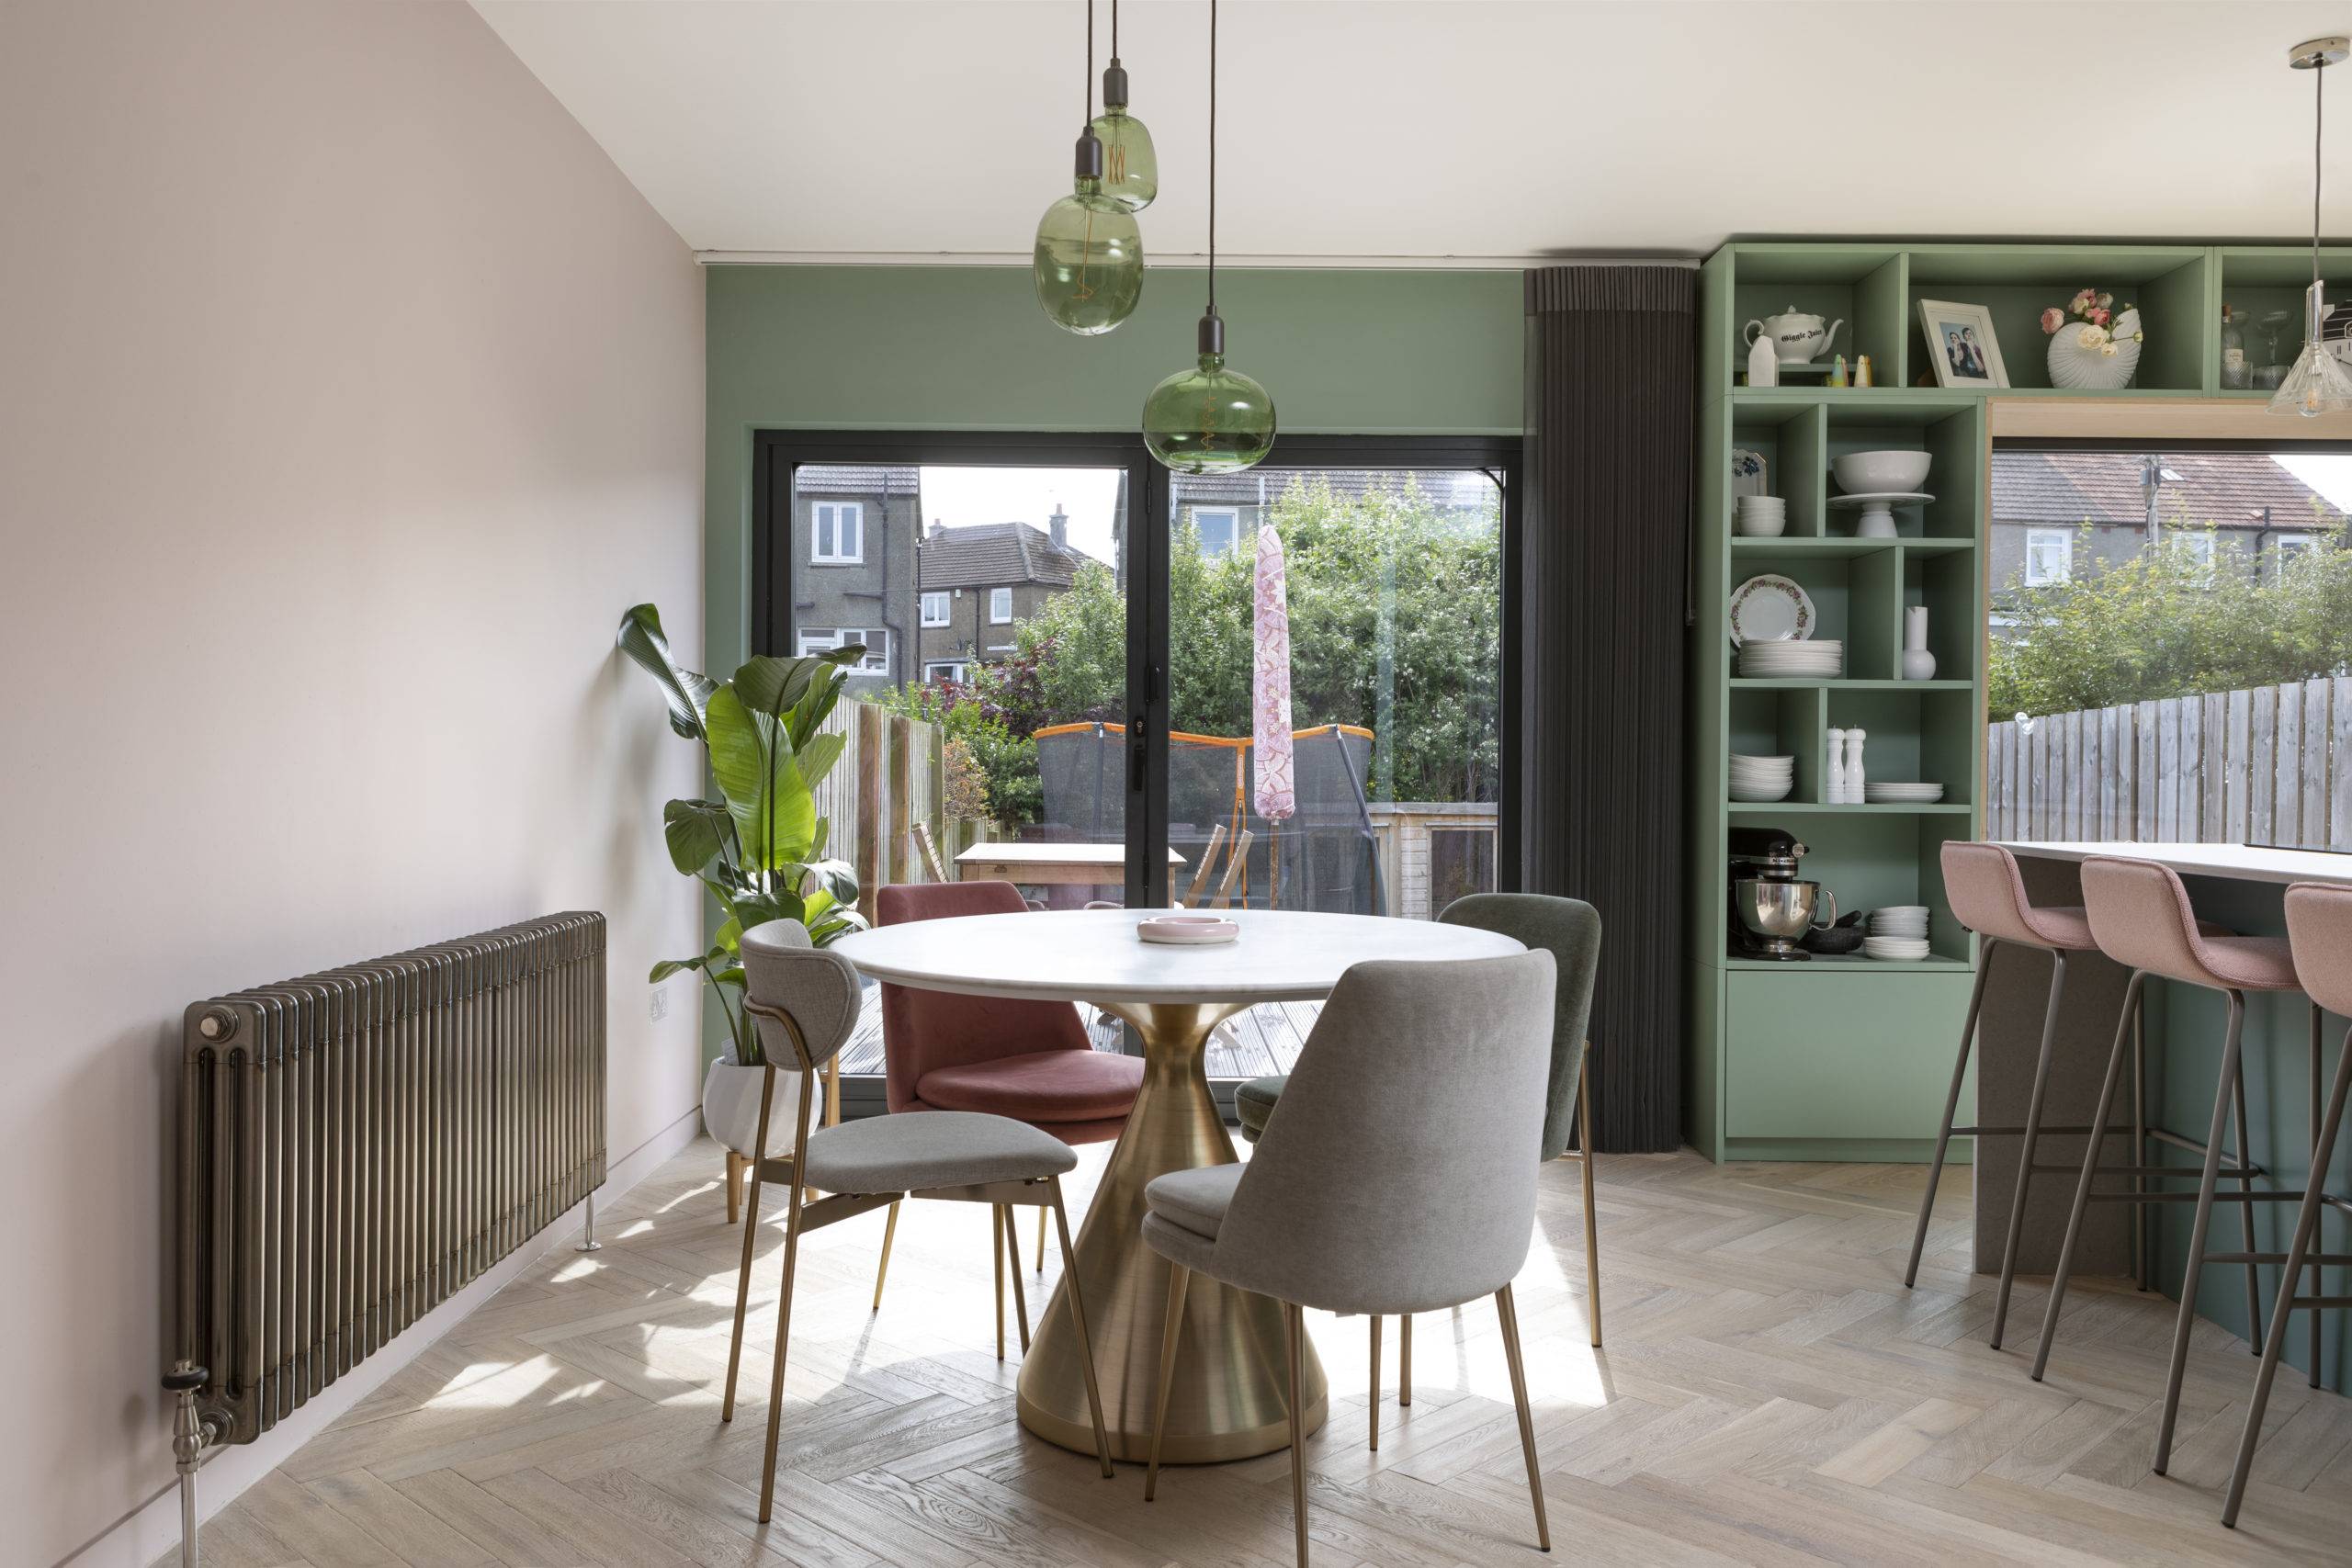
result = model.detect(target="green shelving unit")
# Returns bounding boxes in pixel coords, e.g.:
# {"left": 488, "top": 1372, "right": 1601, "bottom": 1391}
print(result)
{"left": 1689, "top": 238, "right": 2321, "bottom": 1163}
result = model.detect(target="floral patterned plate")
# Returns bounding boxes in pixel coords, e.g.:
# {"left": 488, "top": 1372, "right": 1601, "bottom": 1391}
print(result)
{"left": 1728, "top": 574, "right": 1815, "bottom": 647}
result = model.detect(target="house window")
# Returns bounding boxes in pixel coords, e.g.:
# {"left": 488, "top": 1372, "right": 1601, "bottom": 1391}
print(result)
{"left": 799, "top": 626, "right": 890, "bottom": 672}
{"left": 2276, "top": 532, "right": 2315, "bottom": 568}
{"left": 1193, "top": 507, "right": 1239, "bottom": 558}
{"left": 989, "top": 586, "right": 1013, "bottom": 623}
{"left": 923, "top": 660, "right": 969, "bottom": 684}
{"left": 2024, "top": 528, "right": 2073, "bottom": 585}
{"left": 920, "top": 591, "right": 950, "bottom": 626}
{"left": 2177, "top": 532, "right": 2215, "bottom": 572}
{"left": 811, "top": 502, "right": 864, "bottom": 564}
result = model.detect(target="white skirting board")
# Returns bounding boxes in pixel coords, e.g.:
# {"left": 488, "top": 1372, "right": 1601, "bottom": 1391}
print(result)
{"left": 63, "top": 1103, "right": 706, "bottom": 1568}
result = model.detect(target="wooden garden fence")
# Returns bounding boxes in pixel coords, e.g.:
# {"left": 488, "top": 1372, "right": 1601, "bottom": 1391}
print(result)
{"left": 1986, "top": 673, "right": 2352, "bottom": 849}
{"left": 809, "top": 700, "right": 992, "bottom": 918}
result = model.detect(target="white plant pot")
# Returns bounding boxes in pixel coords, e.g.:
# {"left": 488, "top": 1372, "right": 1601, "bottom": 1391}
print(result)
{"left": 701, "top": 1058, "right": 815, "bottom": 1158}
{"left": 2046, "top": 308, "right": 2142, "bottom": 390}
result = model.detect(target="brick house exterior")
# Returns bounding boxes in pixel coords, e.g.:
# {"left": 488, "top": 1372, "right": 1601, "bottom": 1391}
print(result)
{"left": 1989, "top": 451, "right": 2343, "bottom": 617}
{"left": 913, "top": 509, "right": 1091, "bottom": 682}
{"left": 789, "top": 464, "right": 920, "bottom": 693}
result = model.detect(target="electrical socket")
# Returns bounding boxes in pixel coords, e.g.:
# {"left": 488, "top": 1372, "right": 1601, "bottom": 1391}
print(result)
{"left": 649, "top": 986, "right": 669, "bottom": 1023}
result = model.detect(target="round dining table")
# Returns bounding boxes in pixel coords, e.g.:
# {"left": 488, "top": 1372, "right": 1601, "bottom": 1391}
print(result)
{"left": 830, "top": 905, "right": 1525, "bottom": 1464}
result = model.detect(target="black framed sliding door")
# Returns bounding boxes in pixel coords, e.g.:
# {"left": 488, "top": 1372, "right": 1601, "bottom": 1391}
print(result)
{"left": 752, "top": 429, "right": 1519, "bottom": 1107}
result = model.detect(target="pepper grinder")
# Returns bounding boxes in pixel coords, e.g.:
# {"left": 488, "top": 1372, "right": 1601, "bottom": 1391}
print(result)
{"left": 1845, "top": 728, "right": 1868, "bottom": 804}
{"left": 1826, "top": 727, "right": 1849, "bottom": 804}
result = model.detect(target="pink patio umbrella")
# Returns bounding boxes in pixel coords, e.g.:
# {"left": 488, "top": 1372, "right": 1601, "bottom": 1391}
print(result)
{"left": 1252, "top": 520, "right": 1295, "bottom": 829}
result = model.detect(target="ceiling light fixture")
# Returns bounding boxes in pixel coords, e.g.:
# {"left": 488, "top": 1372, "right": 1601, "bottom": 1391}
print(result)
{"left": 1035, "top": 0, "right": 1144, "bottom": 335}
{"left": 1141, "top": 0, "right": 1274, "bottom": 474}
{"left": 2273, "top": 35, "right": 2352, "bottom": 417}
{"left": 1091, "top": 0, "right": 1156, "bottom": 212}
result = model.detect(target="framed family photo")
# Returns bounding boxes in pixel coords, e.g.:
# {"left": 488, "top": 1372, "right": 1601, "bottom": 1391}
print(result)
{"left": 1917, "top": 299, "right": 2009, "bottom": 388}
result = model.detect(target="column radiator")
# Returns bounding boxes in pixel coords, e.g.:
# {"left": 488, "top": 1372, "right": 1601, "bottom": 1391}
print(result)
{"left": 169, "top": 911, "right": 606, "bottom": 1447}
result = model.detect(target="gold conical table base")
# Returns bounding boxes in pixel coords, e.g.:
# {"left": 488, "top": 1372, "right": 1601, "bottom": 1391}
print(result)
{"left": 1016, "top": 999, "right": 1328, "bottom": 1462}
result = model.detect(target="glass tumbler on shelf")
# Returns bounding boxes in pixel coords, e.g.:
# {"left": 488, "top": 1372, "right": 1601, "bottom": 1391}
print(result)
{"left": 2259, "top": 308, "right": 2296, "bottom": 377}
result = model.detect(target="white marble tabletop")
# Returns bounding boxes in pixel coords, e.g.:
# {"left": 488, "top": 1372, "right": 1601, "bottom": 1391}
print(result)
{"left": 955, "top": 841, "right": 1186, "bottom": 865}
{"left": 2000, "top": 840, "right": 2352, "bottom": 888}
{"left": 831, "top": 907, "right": 1525, "bottom": 1006}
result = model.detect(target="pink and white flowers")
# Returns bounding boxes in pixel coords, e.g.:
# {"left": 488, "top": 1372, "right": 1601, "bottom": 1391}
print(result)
{"left": 2044, "top": 285, "right": 2143, "bottom": 354}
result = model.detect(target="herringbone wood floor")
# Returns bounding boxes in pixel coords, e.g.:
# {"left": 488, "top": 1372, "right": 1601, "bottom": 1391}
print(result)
{"left": 181, "top": 1138, "right": 2352, "bottom": 1567}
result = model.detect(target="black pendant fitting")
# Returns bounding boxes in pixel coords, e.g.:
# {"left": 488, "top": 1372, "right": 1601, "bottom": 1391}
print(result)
{"left": 1197, "top": 310, "right": 1225, "bottom": 357}
{"left": 1074, "top": 127, "right": 1104, "bottom": 181}
{"left": 1102, "top": 59, "right": 1130, "bottom": 109}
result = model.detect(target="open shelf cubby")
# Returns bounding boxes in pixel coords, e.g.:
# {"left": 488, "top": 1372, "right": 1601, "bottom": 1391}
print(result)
{"left": 1902, "top": 244, "right": 2211, "bottom": 393}
{"left": 2214, "top": 246, "right": 2352, "bottom": 397}
{"left": 1720, "top": 809, "right": 1976, "bottom": 967}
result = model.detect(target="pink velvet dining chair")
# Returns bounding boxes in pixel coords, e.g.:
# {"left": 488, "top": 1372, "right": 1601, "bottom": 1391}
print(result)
{"left": 865, "top": 879, "right": 1146, "bottom": 1314}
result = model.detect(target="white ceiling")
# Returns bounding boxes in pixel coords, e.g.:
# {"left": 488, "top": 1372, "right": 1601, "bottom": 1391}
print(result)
{"left": 473, "top": 0, "right": 2352, "bottom": 264}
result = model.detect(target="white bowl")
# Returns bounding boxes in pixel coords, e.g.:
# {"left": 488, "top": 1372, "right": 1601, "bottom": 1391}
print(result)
{"left": 1729, "top": 781, "right": 1793, "bottom": 802}
{"left": 1735, "top": 513, "right": 1789, "bottom": 538}
{"left": 1833, "top": 450, "right": 1933, "bottom": 493}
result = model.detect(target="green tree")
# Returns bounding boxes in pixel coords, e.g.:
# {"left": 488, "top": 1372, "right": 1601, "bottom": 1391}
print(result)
{"left": 1989, "top": 525, "right": 2352, "bottom": 719}
{"left": 883, "top": 473, "right": 1504, "bottom": 825}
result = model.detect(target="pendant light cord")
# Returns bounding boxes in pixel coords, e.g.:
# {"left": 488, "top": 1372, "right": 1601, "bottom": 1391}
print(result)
{"left": 1086, "top": 0, "right": 1094, "bottom": 122}
{"left": 2315, "top": 55, "right": 2325, "bottom": 297}
{"left": 1112, "top": 0, "right": 1118, "bottom": 58}
{"left": 1208, "top": 0, "right": 1217, "bottom": 314}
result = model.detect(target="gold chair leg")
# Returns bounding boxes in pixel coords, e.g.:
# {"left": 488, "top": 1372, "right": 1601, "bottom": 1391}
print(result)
{"left": 1399, "top": 1314, "right": 1411, "bottom": 1406}
{"left": 993, "top": 1205, "right": 1007, "bottom": 1360}
{"left": 1145, "top": 1264, "right": 1190, "bottom": 1501}
{"left": 1048, "top": 1179, "right": 1115, "bottom": 1478}
{"left": 725, "top": 1151, "right": 745, "bottom": 1225}
{"left": 1284, "top": 1301, "right": 1310, "bottom": 1567}
{"left": 1368, "top": 1314, "right": 1382, "bottom": 1452}
{"left": 1003, "top": 1197, "right": 1031, "bottom": 1352}
{"left": 870, "top": 1200, "right": 899, "bottom": 1314}
{"left": 1580, "top": 1053, "right": 1602, "bottom": 1348}
{"left": 1036, "top": 1204, "right": 1046, "bottom": 1275}
{"left": 720, "top": 1156, "right": 764, "bottom": 1422}
{"left": 1496, "top": 1283, "right": 1550, "bottom": 1552}
{"left": 756, "top": 1178, "right": 808, "bottom": 1523}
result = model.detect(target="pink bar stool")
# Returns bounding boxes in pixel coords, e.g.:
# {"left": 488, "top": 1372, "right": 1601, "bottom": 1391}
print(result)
{"left": 2222, "top": 882, "right": 2352, "bottom": 1528}
{"left": 1911, "top": 844, "right": 2154, "bottom": 1349}
{"left": 2037, "top": 856, "right": 2304, "bottom": 1469}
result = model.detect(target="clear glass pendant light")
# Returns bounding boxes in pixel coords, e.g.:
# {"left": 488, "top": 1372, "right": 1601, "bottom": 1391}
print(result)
{"left": 1142, "top": 0, "right": 1275, "bottom": 473}
{"left": 1035, "top": 0, "right": 1142, "bottom": 335}
{"left": 2274, "top": 36, "right": 2352, "bottom": 416}
{"left": 1089, "top": 0, "right": 1156, "bottom": 211}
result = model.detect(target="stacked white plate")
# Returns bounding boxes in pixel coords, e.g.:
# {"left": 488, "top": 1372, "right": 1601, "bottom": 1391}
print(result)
{"left": 1738, "top": 639, "right": 1843, "bottom": 678}
{"left": 1729, "top": 753, "right": 1794, "bottom": 802}
{"left": 1735, "top": 495, "right": 1787, "bottom": 538}
{"left": 1864, "top": 905, "right": 1930, "bottom": 960}
{"left": 1864, "top": 782, "right": 1946, "bottom": 804}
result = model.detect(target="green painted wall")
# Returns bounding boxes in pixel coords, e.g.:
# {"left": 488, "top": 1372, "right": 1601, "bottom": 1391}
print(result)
{"left": 703, "top": 264, "right": 1522, "bottom": 673}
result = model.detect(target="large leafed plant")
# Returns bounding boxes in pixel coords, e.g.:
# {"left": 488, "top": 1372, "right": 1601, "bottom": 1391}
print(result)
{"left": 618, "top": 604, "right": 865, "bottom": 1065}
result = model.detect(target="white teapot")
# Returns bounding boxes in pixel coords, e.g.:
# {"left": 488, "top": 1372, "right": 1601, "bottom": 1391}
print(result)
{"left": 1744, "top": 306, "right": 1845, "bottom": 366}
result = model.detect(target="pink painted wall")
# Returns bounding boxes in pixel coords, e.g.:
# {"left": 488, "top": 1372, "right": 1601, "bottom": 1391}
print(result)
{"left": 0, "top": 5, "right": 706, "bottom": 1561}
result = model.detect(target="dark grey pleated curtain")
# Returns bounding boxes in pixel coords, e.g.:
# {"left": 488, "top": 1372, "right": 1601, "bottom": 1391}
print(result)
{"left": 1521, "top": 265, "right": 1695, "bottom": 1153}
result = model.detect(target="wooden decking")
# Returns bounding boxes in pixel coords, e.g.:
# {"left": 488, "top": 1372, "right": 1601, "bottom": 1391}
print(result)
{"left": 835, "top": 987, "right": 1323, "bottom": 1083}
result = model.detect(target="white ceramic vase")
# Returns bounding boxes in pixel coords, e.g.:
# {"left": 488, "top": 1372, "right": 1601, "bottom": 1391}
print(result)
{"left": 701, "top": 1057, "right": 814, "bottom": 1158}
{"left": 2046, "top": 308, "right": 2143, "bottom": 390}
{"left": 1901, "top": 605, "right": 1938, "bottom": 681}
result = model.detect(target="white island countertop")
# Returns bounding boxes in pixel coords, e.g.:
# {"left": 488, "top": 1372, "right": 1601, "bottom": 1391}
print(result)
{"left": 2000, "top": 840, "right": 2352, "bottom": 888}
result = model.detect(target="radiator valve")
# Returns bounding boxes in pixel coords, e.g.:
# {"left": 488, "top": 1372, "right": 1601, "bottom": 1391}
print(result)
{"left": 164, "top": 1361, "right": 225, "bottom": 1568}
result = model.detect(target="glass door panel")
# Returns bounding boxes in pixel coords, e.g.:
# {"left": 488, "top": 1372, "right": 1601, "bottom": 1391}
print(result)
{"left": 1163, "top": 465, "right": 1507, "bottom": 1084}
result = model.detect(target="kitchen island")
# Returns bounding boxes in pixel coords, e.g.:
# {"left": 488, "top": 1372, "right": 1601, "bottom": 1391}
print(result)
{"left": 1978, "top": 841, "right": 2349, "bottom": 1393}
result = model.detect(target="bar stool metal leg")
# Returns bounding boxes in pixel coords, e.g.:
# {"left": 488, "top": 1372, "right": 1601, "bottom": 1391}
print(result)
{"left": 2154, "top": 990, "right": 2248, "bottom": 1475}
{"left": 2032, "top": 972, "right": 2145, "bottom": 1382}
{"left": 2230, "top": 1042, "right": 2265, "bottom": 1353}
{"left": 1991, "top": 948, "right": 2066, "bottom": 1348}
{"left": 2310, "top": 1003, "right": 2324, "bottom": 1388}
{"left": 2223, "top": 1020, "right": 2352, "bottom": 1528}
{"left": 1906, "top": 940, "right": 1999, "bottom": 1288}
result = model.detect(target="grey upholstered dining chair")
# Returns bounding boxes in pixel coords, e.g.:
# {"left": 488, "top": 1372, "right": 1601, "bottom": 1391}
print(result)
{"left": 1233, "top": 891, "right": 1606, "bottom": 1406}
{"left": 719, "top": 921, "right": 1114, "bottom": 1523}
{"left": 1140, "top": 950, "right": 1561, "bottom": 1566}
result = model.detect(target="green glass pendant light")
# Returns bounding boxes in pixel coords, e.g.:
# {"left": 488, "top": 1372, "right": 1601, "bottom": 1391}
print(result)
{"left": 1035, "top": 0, "right": 1143, "bottom": 335}
{"left": 1142, "top": 0, "right": 1274, "bottom": 473}
{"left": 1089, "top": 0, "right": 1157, "bottom": 211}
